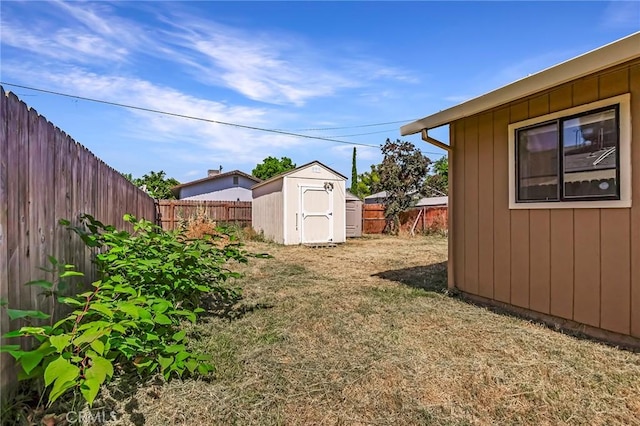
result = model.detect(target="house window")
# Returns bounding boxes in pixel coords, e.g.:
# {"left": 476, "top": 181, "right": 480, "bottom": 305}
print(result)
{"left": 233, "top": 176, "right": 239, "bottom": 185}
{"left": 508, "top": 93, "right": 631, "bottom": 209}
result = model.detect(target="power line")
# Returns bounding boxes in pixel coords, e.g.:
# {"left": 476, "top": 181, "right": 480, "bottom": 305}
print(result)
{"left": 323, "top": 128, "right": 398, "bottom": 138}
{"left": 1, "top": 82, "right": 382, "bottom": 148}
{"left": 0, "top": 81, "right": 447, "bottom": 156}
{"left": 289, "top": 119, "right": 421, "bottom": 131}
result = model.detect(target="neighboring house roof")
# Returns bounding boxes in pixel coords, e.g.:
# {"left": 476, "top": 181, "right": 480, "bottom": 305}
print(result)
{"left": 415, "top": 196, "right": 448, "bottom": 207}
{"left": 251, "top": 160, "right": 347, "bottom": 190}
{"left": 364, "top": 191, "right": 448, "bottom": 207}
{"left": 401, "top": 31, "right": 640, "bottom": 135}
{"left": 365, "top": 191, "right": 388, "bottom": 200}
{"left": 171, "top": 170, "right": 261, "bottom": 197}
{"left": 182, "top": 187, "right": 253, "bottom": 201}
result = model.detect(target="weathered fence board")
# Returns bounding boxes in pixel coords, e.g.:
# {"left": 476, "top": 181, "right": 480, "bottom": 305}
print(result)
{"left": 0, "top": 87, "right": 157, "bottom": 398}
{"left": 0, "top": 83, "right": 9, "bottom": 401}
{"left": 157, "top": 200, "right": 252, "bottom": 230}
{"left": 363, "top": 203, "right": 448, "bottom": 235}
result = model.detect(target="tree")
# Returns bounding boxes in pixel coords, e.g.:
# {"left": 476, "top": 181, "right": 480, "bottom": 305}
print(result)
{"left": 375, "top": 139, "right": 431, "bottom": 234}
{"left": 351, "top": 164, "right": 380, "bottom": 199}
{"left": 423, "top": 156, "right": 448, "bottom": 196}
{"left": 350, "top": 147, "right": 358, "bottom": 194}
{"left": 252, "top": 156, "right": 296, "bottom": 180}
{"left": 132, "top": 170, "right": 180, "bottom": 199}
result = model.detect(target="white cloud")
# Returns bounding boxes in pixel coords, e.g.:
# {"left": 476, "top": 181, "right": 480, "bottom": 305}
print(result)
{"left": 0, "top": 1, "right": 151, "bottom": 64}
{"left": 154, "top": 14, "right": 417, "bottom": 106}
{"left": 158, "top": 22, "right": 358, "bottom": 106}
{"left": 2, "top": 2, "right": 417, "bottom": 107}
{"left": 2, "top": 62, "right": 302, "bottom": 164}
{"left": 0, "top": 20, "right": 128, "bottom": 62}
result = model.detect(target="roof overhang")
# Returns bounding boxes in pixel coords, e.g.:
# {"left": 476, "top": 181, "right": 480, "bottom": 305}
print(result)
{"left": 401, "top": 31, "right": 640, "bottom": 136}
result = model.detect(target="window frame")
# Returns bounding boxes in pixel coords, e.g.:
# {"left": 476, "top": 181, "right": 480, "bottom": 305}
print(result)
{"left": 508, "top": 93, "right": 631, "bottom": 209}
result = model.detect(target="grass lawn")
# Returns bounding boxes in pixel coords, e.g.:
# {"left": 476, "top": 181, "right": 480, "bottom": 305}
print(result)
{"left": 102, "top": 235, "right": 639, "bottom": 425}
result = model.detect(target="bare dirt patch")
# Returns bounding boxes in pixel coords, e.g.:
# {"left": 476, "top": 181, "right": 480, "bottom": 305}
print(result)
{"left": 106, "top": 235, "right": 640, "bottom": 425}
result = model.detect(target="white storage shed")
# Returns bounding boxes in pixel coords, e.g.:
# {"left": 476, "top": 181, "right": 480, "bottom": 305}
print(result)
{"left": 252, "top": 161, "right": 347, "bottom": 245}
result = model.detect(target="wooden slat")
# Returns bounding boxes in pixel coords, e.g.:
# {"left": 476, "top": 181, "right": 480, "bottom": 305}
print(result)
{"left": 598, "top": 64, "right": 631, "bottom": 335}
{"left": 492, "top": 107, "right": 511, "bottom": 303}
{"left": 0, "top": 87, "right": 13, "bottom": 394}
{"left": 600, "top": 209, "right": 630, "bottom": 334}
{"left": 464, "top": 116, "right": 479, "bottom": 295}
{"left": 630, "top": 63, "right": 640, "bottom": 338}
{"left": 573, "top": 209, "right": 601, "bottom": 327}
{"left": 550, "top": 210, "right": 574, "bottom": 320}
{"left": 477, "top": 112, "right": 494, "bottom": 298}
{"left": 529, "top": 210, "right": 550, "bottom": 314}
{"left": 16, "top": 98, "right": 30, "bottom": 323}
{"left": 453, "top": 121, "right": 466, "bottom": 291}
{"left": 572, "top": 76, "right": 599, "bottom": 106}
{"left": 548, "top": 83, "right": 573, "bottom": 113}
{"left": 599, "top": 67, "right": 629, "bottom": 99}
{"left": 510, "top": 210, "right": 530, "bottom": 308}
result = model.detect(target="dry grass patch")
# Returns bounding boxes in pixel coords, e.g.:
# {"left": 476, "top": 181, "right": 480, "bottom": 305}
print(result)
{"left": 101, "top": 235, "right": 639, "bottom": 425}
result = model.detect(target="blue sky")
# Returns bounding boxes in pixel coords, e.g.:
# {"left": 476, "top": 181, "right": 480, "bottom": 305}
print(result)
{"left": 1, "top": 1, "right": 639, "bottom": 184}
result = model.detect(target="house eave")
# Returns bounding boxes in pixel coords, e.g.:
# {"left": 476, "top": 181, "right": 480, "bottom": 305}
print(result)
{"left": 400, "top": 31, "right": 640, "bottom": 135}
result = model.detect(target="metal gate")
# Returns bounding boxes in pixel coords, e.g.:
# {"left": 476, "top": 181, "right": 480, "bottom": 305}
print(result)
{"left": 300, "top": 185, "right": 334, "bottom": 243}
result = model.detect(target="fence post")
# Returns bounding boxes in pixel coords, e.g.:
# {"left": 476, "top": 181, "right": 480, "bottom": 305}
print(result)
{"left": 170, "top": 201, "right": 175, "bottom": 230}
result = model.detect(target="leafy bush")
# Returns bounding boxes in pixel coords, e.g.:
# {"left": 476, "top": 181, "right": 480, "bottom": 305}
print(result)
{"left": 0, "top": 214, "right": 249, "bottom": 409}
{"left": 66, "top": 214, "right": 247, "bottom": 309}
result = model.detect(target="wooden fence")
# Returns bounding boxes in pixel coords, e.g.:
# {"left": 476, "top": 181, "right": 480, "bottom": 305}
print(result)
{"left": 0, "top": 87, "right": 157, "bottom": 398}
{"left": 363, "top": 204, "right": 448, "bottom": 234}
{"left": 157, "top": 200, "right": 252, "bottom": 230}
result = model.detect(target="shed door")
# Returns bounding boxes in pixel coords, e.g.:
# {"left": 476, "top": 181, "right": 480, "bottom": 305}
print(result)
{"left": 345, "top": 200, "right": 362, "bottom": 237}
{"left": 300, "top": 185, "right": 333, "bottom": 244}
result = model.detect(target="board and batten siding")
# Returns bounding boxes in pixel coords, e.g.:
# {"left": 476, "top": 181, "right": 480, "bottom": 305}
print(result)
{"left": 450, "top": 58, "right": 640, "bottom": 340}
{"left": 252, "top": 179, "right": 284, "bottom": 244}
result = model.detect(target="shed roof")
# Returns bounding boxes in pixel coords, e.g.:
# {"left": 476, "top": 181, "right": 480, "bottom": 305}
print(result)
{"left": 171, "top": 170, "right": 260, "bottom": 197}
{"left": 345, "top": 190, "right": 361, "bottom": 201}
{"left": 251, "top": 160, "right": 347, "bottom": 190}
{"left": 400, "top": 31, "right": 640, "bottom": 135}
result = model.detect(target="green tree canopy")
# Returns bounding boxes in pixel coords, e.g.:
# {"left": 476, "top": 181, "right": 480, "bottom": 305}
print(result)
{"left": 351, "top": 164, "right": 380, "bottom": 199}
{"left": 252, "top": 156, "right": 296, "bottom": 180}
{"left": 423, "top": 156, "right": 448, "bottom": 196}
{"left": 374, "top": 139, "right": 431, "bottom": 234}
{"left": 131, "top": 170, "right": 180, "bottom": 199}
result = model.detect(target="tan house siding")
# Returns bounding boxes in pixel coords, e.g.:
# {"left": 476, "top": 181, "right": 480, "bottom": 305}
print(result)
{"left": 492, "top": 107, "right": 511, "bottom": 304}
{"left": 451, "top": 58, "right": 640, "bottom": 339}
{"left": 631, "top": 63, "right": 640, "bottom": 338}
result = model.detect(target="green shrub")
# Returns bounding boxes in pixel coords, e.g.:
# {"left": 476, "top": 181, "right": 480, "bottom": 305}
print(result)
{"left": 0, "top": 214, "right": 250, "bottom": 409}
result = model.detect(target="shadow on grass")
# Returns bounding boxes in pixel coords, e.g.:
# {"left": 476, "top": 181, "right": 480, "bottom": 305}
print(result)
{"left": 373, "top": 261, "right": 448, "bottom": 293}
{"left": 201, "top": 292, "right": 274, "bottom": 321}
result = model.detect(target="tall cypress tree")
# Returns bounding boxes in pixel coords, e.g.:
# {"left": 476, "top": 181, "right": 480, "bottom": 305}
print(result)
{"left": 350, "top": 147, "right": 357, "bottom": 193}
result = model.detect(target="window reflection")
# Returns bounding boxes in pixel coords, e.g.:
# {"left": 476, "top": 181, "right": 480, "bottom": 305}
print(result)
{"left": 517, "top": 123, "right": 558, "bottom": 201}
{"left": 562, "top": 108, "right": 617, "bottom": 198}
